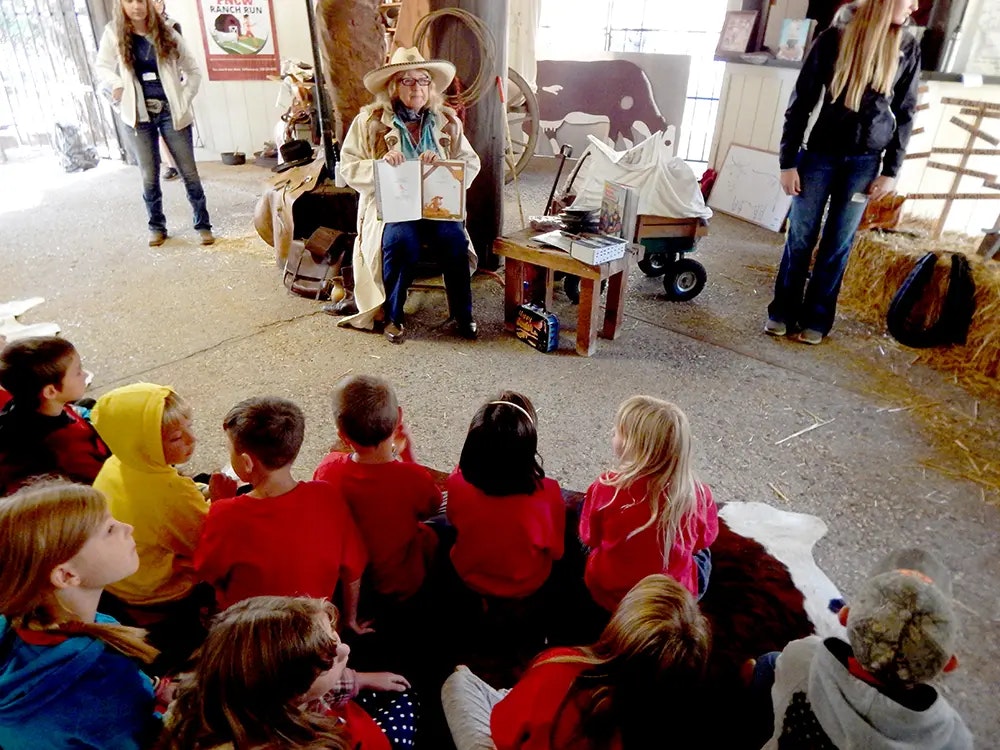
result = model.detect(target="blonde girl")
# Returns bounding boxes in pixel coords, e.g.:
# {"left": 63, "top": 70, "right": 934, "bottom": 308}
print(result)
{"left": 579, "top": 396, "right": 718, "bottom": 611}
{"left": 0, "top": 480, "right": 161, "bottom": 749}
{"left": 161, "top": 596, "right": 414, "bottom": 750}
{"left": 441, "top": 574, "right": 712, "bottom": 750}
{"left": 766, "top": 0, "right": 921, "bottom": 344}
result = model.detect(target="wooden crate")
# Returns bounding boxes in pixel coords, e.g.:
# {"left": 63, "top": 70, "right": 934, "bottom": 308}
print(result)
{"left": 634, "top": 214, "right": 709, "bottom": 241}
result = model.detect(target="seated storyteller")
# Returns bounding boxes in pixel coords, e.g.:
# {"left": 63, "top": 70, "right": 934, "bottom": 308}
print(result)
{"left": 440, "top": 574, "right": 711, "bottom": 750}
{"left": 0, "top": 481, "right": 164, "bottom": 750}
{"left": 91, "top": 383, "right": 225, "bottom": 669}
{"left": 314, "top": 375, "right": 442, "bottom": 602}
{"left": 0, "top": 337, "right": 109, "bottom": 495}
{"left": 336, "top": 47, "right": 481, "bottom": 344}
{"left": 752, "top": 547, "right": 972, "bottom": 749}
{"left": 195, "top": 397, "right": 371, "bottom": 633}
{"left": 161, "top": 596, "right": 415, "bottom": 750}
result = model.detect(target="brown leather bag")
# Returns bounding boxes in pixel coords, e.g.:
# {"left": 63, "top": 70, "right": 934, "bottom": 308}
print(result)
{"left": 282, "top": 227, "right": 354, "bottom": 300}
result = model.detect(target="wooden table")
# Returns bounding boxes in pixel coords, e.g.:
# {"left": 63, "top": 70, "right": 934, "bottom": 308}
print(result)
{"left": 493, "top": 228, "right": 631, "bottom": 356}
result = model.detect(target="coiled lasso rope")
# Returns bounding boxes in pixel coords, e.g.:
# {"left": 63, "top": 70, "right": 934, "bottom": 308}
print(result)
{"left": 412, "top": 7, "right": 497, "bottom": 109}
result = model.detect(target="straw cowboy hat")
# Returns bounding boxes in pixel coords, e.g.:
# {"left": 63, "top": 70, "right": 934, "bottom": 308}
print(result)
{"left": 363, "top": 47, "right": 456, "bottom": 95}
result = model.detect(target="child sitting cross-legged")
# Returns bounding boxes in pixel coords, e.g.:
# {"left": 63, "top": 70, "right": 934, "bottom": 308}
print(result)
{"left": 93, "top": 382, "right": 224, "bottom": 672}
{"left": 0, "top": 480, "right": 163, "bottom": 750}
{"left": 581, "top": 396, "right": 718, "bottom": 612}
{"left": 440, "top": 573, "right": 711, "bottom": 750}
{"left": 0, "top": 336, "right": 110, "bottom": 495}
{"left": 752, "top": 547, "right": 973, "bottom": 749}
{"left": 313, "top": 375, "right": 443, "bottom": 603}
{"left": 160, "top": 596, "right": 416, "bottom": 750}
{"left": 196, "top": 397, "right": 370, "bottom": 633}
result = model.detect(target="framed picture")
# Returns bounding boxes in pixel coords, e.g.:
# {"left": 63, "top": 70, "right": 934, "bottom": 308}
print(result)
{"left": 776, "top": 18, "right": 816, "bottom": 62}
{"left": 717, "top": 10, "right": 759, "bottom": 55}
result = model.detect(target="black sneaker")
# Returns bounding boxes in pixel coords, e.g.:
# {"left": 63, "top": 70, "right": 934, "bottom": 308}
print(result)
{"left": 163, "top": 167, "right": 179, "bottom": 181}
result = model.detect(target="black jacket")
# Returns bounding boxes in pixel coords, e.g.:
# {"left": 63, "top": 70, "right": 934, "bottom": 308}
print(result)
{"left": 779, "top": 24, "right": 921, "bottom": 177}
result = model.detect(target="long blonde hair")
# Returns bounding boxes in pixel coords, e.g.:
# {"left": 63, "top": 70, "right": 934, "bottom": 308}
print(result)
{"left": 830, "top": 0, "right": 904, "bottom": 112}
{"left": 602, "top": 396, "right": 700, "bottom": 566}
{"left": 114, "top": 0, "right": 179, "bottom": 72}
{"left": 0, "top": 480, "right": 157, "bottom": 663}
{"left": 543, "top": 574, "right": 711, "bottom": 748}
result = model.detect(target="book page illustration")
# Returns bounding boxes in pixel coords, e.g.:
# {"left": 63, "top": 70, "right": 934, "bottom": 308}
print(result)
{"left": 374, "top": 160, "right": 422, "bottom": 223}
{"left": 421, "top": 162, "right": 465, "bottom": 220}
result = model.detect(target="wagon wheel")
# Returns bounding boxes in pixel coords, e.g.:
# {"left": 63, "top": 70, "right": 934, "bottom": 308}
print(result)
{"left": 504, "top": 68, "right": 539, "bottom": 183}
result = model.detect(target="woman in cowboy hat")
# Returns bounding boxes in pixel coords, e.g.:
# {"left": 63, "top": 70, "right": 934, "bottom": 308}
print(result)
{"left": 335, "top": 47, "right": 481, "bottom": 344}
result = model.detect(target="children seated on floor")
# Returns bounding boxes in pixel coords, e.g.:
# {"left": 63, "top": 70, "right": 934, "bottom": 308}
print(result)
{"left": 92, "top": 382, "right": 226, "bottom": 671}
{"left": 0, "top": 336, "right": 109, "bottom": 495}
{"left": 580, "top": 395, "right": 718, "bottom": 611}
{"left": 753, "top": 547, "right": 972, "bottom": 749}
{"left": 440, "top": 573, "right": 711, "bottom": 750}
{"left": 160, "top": 596, "right": 416, "bottom": 750}
{"left": 0, "top": 480, "right": 164, "bottom": 749}
{"left": 195, "top": 396, "right": 370, "bottom": 633}
{"left": 446, "top": 392, "right": 565, "bottom": 600}
{"left": 314, "top": 374, "right": 443, "bottom": 602}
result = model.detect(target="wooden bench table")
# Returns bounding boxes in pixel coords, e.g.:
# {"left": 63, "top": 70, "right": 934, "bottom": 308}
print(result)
{"left": 493, "top": 228, "right": 631, "bottom": 356}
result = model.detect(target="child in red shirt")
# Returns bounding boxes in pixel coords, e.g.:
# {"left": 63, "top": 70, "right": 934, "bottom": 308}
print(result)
{"left": 441, "top": 573, "right": 711, "bottom": 750}
{"left": 447, "top": 392, "right": 565, "bottom": 599}
{"left": 161, "top": 595, "right": 414, "bottom": 750}
{"left": 580, "top": 396, "right": 718, "bottom": 612}
{"left": 195, "top": 397, "right": 369, "bottom": 632}
{"left": 314, "top": 374, "right": 443, "bottom": 601}
{"left": 0, "top": 336, "right": 109, "bottom": 495}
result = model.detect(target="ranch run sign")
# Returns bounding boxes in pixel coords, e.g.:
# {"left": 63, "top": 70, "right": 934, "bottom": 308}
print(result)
{"left": 196, "top": 0, "right": 280, "bottom": 81}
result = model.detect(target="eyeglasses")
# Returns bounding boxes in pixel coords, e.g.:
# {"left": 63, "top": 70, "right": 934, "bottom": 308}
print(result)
{"left": 399, "top": 77, "right": 432, "bottom": 88}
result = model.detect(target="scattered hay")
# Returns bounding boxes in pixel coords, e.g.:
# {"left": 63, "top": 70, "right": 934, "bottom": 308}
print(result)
{"left": 841, "top": 226, "right": 1000, "bottom": 391}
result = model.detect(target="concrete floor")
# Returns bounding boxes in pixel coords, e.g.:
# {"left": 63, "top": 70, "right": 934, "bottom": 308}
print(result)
{"left": 2, "top": 151, "right": 999, "bottom": 741}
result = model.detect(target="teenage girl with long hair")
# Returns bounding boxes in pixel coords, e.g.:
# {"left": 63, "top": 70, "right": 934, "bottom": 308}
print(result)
{"left": 766, "top": 0, "right": 921, "bottom": 344}
{"left": 441, "top": 573, "right": 712, "bottom": 750}
{"left": 0, "top": 480, "right": 161, "bottom": 749}
{"left": 446, "top": 391, "right": 565, "bottom": 600}
{"left": 580, "top": 396, "right": 718, "bottom": 612}
{"left": 161, "top": 596, "right": 416, "bottom": 750}
{"left": 95, "top": 0, "right": 215, "bottom": 247}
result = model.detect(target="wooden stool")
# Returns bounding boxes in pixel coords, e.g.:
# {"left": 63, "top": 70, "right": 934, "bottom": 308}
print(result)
{"left": 493, "top": 228, "right": 632, "bottom": 356}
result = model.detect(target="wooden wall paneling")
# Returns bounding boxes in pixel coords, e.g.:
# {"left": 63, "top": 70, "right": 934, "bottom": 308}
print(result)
{"left": 712, "top": 70, "right": 745, "bottom": 169}
{"left": 732, "top": 74, "right": 763, "bottom": 148}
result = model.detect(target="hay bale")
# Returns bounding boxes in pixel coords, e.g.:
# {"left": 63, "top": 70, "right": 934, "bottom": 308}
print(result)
{"left": 841, "top": 229, "right": 1000, "bottom": 387}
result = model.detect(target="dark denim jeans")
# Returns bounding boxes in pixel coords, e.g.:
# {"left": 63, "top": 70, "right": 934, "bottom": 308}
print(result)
{"left": 694, "top": 547, "right": 712, "bottom": 601}
{"left": 767, "top": 151, "right": 880, "bottom": 335}
{"left": 129, "top": 103, "right": 211, "bottom": 233}
{"left": 381, "top": 219, "right": 473, "bottom": 326}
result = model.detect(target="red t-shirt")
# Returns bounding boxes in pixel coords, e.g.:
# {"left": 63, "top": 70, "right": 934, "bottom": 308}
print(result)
{"left": 195, "top": 480, "right": 368, "bottom": 610}
{"left": 491, "top": 647, "right": 621, "bottom": 750}
{"left": 327, "top": 700, "right": 390, "bottom": 750}
{"left": 446, "top": 471, "right": 565, "bottom": 598}
{"left": 313, "top": 451, "right": 442, "bottom": 599}
{"left": 579, "top": 476, "right": 718, "bottom": 611}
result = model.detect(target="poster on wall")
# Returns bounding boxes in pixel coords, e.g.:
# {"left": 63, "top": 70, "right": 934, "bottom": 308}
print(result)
{"left": 196, "top": 0, "right": 280, "bottom": 81}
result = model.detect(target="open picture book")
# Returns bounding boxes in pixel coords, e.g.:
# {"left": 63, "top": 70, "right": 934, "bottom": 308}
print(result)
{"left": 374, "top": 159, "right": 466, "bottom": 223}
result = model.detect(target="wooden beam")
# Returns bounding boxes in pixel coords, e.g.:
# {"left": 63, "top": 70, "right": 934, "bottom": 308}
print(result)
{"left": 931, "top": 147, "right": 1000, "bottom": 155}
{"left": 907, "top": 193, "right": 1000, "bottom": 199}
{"left": 926, "top": 161, "right": 997, "bottom": 181}
{"left": 904, "top": 151, "right": 932, "bottom": 160}
{"left": 941, "top": 97, "right": 1000, "bottom": 110}
{"left": 961, "top": 107, "right": 1000, "bottom": 119}
{"left": 949, "top": 116, "right": 999, "bottom": 146}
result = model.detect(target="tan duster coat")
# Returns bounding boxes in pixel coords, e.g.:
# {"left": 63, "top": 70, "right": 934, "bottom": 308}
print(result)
{"left": 338, "top": 103, "right": 481, "bottom": 330}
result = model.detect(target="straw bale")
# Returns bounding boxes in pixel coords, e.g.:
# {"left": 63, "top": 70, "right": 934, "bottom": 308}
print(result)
{"left": 841, "top": 225, "right": 1000, "bottom": 393}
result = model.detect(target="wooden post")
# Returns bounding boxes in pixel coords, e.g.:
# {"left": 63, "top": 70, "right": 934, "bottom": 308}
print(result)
{"left": 932, "top": 105, "right": 986, "bottom": 238}
{"left": 426, "top": 0, "right": 508, "bottom": 270}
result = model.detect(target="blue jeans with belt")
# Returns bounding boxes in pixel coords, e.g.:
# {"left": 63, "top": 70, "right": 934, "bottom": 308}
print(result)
{"left": 767, "top": 151, "right": 880, "bottom": 335}
{"left": 381, "top": 219, "right": 473, "bottom": 326}
{"left": 128, "top": 102, "right": 211, "bottom": 233}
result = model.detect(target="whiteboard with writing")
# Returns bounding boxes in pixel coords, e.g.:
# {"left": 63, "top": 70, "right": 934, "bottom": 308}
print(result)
{"left": 709, "top": 144, "right": 791, "bottom": 232}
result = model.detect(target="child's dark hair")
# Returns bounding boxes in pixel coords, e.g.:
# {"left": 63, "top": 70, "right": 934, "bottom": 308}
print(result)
{"left": 459, "top": 391, "right": 544, "bottom": 496}
{"left": 332, "top": 375, "right": 398, "bottom": 448}
{"left": 223, "top": 397, "right": 305, "bottom": 470}
{"left": 0, "top": 336, "right": 76, "bottom": 407}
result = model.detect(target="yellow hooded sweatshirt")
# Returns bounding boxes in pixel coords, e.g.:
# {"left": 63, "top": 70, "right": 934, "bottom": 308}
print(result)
{"left": 93, "top": 383, "right": 208, "bottom": 605}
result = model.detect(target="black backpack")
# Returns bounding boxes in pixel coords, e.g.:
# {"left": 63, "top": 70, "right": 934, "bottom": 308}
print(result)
{"left": 886, "top": 252, "right": 976, "bottom": 348}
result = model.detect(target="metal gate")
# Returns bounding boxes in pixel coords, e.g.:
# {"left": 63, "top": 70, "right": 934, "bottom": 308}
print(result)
{"left": 0, "top": 0, "right": 118, "bottom": 161}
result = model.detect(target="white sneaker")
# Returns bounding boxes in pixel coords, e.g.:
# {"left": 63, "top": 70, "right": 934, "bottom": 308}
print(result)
{"left": 764, "top": 319, "right": 787, "bottom": 336}
{"left": 798, "top": 328, "right": 823, "bottom": 345}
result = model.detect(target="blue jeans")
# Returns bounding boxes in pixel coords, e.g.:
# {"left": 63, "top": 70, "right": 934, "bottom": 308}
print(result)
{"left": 381, "top": 220, "right": 473, "bottom": 326}
{"left": 694, "top": 547, "right": 712, "bottom": 601}
{"left": 129, "top": 103, "right": 211, "bottom": 232}
{"left": 767, "top": 151, "right": 880, "bottom": 335}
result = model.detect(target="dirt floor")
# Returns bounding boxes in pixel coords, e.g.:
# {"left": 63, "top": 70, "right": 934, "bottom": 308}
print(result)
{"left": 2, "top": 150, "right": 999, "bottom": 741}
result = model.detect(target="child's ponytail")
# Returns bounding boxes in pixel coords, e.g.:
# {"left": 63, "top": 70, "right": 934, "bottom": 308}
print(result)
{"left": 0, "top": 480, "right": 157, "bottom": 663}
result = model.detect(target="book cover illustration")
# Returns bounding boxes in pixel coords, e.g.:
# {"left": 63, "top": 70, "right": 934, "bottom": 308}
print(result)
{"left": 776, "top": 19, "right": 815, "bottom": 62}
{"left": 598, "top": 180, "right": 638, "bottom": 241}
{"left": 374, "top": 159, "right": 466, "bottom": 222}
